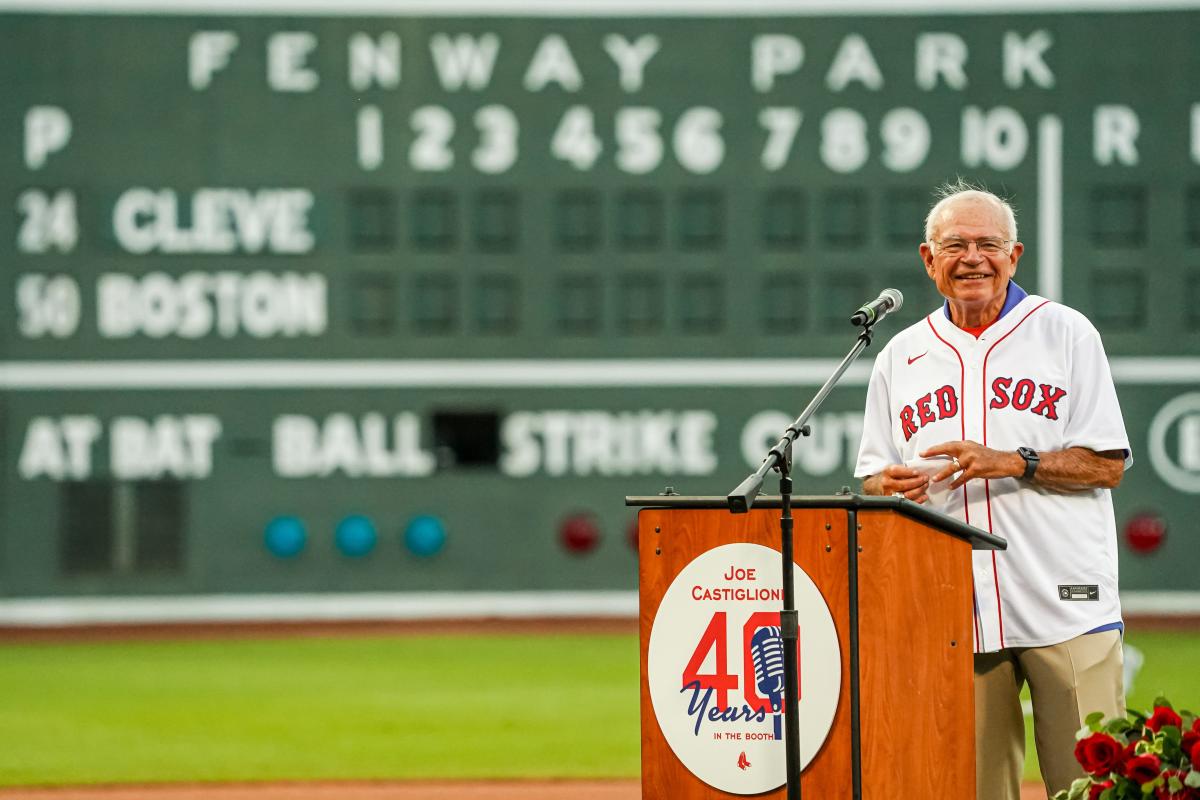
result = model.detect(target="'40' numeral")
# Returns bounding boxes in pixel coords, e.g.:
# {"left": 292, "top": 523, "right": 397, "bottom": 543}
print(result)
{"left": 681, "top": 611, "right": 800, "bottom": 714}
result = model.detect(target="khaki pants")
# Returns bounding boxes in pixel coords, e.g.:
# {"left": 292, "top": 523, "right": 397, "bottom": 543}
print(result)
{"left": 974, "top": 630, "right": 1124, "bottom": 800}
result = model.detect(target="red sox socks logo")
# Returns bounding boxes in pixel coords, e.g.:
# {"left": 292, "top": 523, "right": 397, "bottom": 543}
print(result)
{"left": 900, "top": 379, "right": 1067, "bottom": 441}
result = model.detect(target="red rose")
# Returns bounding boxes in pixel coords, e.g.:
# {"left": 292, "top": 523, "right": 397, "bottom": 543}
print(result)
{"left": 1124, "top": 753, "right": 1163, "bottom": 784}
{"left": 1114, "top": 740, "right": 1140, "bottom": 774}
{"left": 1190, "top": 737, "right": 1200, "bottom": 767}
{"left": 1075, "top": 732, "right": 1124, "bottom": 776}
{"left": 1148, "top": 706, "right": 1184, "bottom": 732}
{"left": 1183, "top": 730, "right": 1200, "bottom": 759}
{"left": 1090, "top": 779, "right": 1115, "bottom": 800}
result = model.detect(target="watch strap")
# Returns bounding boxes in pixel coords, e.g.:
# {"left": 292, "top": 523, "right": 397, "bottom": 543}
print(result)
{"left": 1018, "top": 447, "right": 1039, "bottom": 480}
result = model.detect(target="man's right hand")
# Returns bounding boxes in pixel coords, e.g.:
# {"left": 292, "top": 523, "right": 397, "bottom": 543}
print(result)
{"left": 862, "top": 465, "right": 931, "bottom": 504}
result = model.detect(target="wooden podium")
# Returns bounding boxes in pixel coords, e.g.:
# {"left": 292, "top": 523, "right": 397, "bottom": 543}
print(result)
{"left": 627, "top": 494, "right": 1004, "bottom": 799}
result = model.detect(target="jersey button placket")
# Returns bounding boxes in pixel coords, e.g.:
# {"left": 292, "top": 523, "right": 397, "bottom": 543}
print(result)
{"left": 964, "top": 355, "right": 983, "bottom": 441}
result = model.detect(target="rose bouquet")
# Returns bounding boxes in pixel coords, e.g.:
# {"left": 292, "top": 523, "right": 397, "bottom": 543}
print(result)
{"left": 1052, "top": 698, "right": 1200, "bottom": 800}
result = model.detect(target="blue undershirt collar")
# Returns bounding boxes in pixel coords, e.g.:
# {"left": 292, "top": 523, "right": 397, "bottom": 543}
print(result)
{"left": 942, "top": 280, "right": 1028, "bottom": 323}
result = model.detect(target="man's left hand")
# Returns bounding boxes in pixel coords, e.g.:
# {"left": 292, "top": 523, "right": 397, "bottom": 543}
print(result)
{"left": 920, "top": 441, "right": 1023, "bottom": 490}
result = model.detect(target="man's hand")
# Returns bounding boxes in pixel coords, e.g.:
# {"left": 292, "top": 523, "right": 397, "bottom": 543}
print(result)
{"left": 920, "top": 441, "right": 1023, "bottom": 490}
{"left": 924, "top": 443, "right": 1126, "bottom": 491}
{"left": 864, "top": 443, "right": 1124, "bottom": 501}
{"left": 862, "top": 464, "right": 932, "bottom": 503}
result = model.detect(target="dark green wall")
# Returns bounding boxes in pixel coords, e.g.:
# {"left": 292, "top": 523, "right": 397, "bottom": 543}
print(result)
{"left": 2, "top": 8, "right": 1198, "bottom": 597}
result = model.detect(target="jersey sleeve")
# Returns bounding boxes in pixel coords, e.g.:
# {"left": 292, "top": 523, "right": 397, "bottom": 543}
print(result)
{"left": 1063, "top": 323, "right": 1133, "bottom": 468}
{"left": 854, "top": 349, "right": 902, "bottom": 479}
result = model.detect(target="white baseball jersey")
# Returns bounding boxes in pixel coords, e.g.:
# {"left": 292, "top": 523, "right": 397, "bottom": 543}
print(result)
{"left": 854, "top": 290, "right": 1132, "bottom": 653}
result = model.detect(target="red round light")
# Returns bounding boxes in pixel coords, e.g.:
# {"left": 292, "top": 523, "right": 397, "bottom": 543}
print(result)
{"left": 560, "top": 514, "right": 601, "bottom": 554}
{"left": 1124, "top": 513, "right": 1167, "bottom": 555}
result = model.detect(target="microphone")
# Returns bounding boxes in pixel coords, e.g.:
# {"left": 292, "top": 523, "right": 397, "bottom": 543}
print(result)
{"left": 850, "top": 288, "right": 904, "bottom": 327}
{"left": 749, "top": 625, "right": 786, "bottom": 740}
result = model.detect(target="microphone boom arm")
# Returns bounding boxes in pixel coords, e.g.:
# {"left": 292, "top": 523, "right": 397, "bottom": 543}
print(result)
{"left": 727, "top": 325, "right": 874, "bottom": 513}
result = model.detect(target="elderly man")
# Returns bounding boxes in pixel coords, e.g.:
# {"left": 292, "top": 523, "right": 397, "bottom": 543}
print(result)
{"left": 854, "top": 181, "right": 1132, "bottom": 800}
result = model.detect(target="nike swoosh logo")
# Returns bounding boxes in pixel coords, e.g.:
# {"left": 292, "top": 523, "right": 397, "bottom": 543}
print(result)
{"left": 907, "top": 352, "right": 928, "bottom": 365}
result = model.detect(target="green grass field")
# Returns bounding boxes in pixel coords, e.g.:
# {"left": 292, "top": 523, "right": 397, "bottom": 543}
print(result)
{"left": 0, "top": 628, "right": 1196, "bottom": 786}
{"left": 0, "top": 634, "right": 641, "bottom": 785}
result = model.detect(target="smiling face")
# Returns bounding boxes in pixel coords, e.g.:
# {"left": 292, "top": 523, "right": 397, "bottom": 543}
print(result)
{"left": 919, "top": 197, "right": 1023, "bottom": 328}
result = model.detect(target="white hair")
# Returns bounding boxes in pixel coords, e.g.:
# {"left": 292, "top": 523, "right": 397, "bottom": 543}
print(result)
{"left": 924, "top": 179, "right": 1018, "bottom": 242}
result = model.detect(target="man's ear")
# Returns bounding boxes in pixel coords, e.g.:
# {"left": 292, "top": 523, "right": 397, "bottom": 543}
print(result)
{"left": 919, "top": 242, "right": 936, "bottom": 279}
{"left": 1007, "top": 241, "right": 1024, "bottom": 276}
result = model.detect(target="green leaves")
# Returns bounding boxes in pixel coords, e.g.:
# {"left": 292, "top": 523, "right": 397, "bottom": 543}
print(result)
{"left": 1065, "top": 776, "right": 1092, "bottom": 800}
{"left": 1104, "top": 717, "right": 1134, "bottom": 736}
{"left": 1157, "top": 724, "right": 1186, "bottom": 764}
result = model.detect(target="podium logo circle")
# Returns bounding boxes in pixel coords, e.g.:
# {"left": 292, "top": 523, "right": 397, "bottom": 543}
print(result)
{"left": 647, "top": 542, "right": 841, "bottom": 794}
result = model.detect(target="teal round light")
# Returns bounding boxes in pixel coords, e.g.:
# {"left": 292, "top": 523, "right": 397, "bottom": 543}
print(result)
{"left": 264, "top": 516, "right": 306, "bottom": 558}
{"left": 405, "top": 515, "right": 447, "bottom": 557}
{"left": 335, "top": 515, "right": 377, "bottom": 557}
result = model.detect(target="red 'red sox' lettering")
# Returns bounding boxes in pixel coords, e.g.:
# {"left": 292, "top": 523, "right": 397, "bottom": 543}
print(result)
{"left": 901, "top": 378, "right": 1067, "bottom": 441}
{"left": 915, "top": 393, "right": 936, "bottom": 426}
{"left": 990, "top": 377, "right": 1067, "bottom": 420}
{"left": 1031, "top": 384, "right": 1067, "bottom": 420}
{"left": 899, "top": 384, "right": 957, "bottom": 441}
{"left": 900, "top": 405, "right": 918, "bottom": 440}
{"left": 934, "top": 385, "right": 958, "bottom": 419}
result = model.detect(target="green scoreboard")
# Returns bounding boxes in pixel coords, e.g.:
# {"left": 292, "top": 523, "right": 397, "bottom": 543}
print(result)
{"left": 2, "top": 1, "right": 1199, "bottom": 601}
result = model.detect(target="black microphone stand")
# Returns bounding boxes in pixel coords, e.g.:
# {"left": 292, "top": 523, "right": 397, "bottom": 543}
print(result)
{"left": 726, "top": 322, "right": 878, "bottom": 800}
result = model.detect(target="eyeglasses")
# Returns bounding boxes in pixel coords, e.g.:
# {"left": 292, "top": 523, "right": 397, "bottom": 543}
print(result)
{"left": 931, "top": 237, "right": 1013, "bottom": 256}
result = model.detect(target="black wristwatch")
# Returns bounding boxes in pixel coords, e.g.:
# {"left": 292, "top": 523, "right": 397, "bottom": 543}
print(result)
{"left": 1017, "top": 447, "right": 1040, "bottom": 480}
